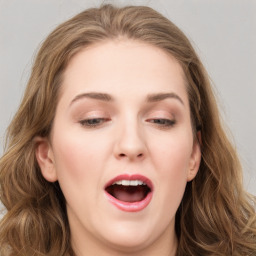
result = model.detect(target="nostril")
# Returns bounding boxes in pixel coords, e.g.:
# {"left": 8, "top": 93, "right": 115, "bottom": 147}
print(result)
{"left": 118, "top": 153, "right": 144, "bottom": 158}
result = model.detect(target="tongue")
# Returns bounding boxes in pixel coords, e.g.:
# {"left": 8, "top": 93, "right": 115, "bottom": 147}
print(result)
{"left": 107, "top": 185, "right": 149, "bottom": 202}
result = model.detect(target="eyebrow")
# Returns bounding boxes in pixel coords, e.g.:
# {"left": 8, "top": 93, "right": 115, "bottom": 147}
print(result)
{"left": 70, "top": 92, "right": 113, "bottom": 106}
{"left": 146, "top": 92, "right": 184, "bottom": 105}
{"left": 70, "top": 92, "right": 184, "bottom": 106}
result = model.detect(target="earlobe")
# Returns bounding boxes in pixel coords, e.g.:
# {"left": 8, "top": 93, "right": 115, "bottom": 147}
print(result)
{"left": 34, "top": 137, "right": 58, "bottom": 182}
{"left": 187, "top": 134, "right": 201, "bottom": 182}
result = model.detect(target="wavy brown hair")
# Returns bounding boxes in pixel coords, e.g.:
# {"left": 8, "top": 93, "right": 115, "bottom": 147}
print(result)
{"left": 0, "top": 4, "right": 255, "bottom": 256}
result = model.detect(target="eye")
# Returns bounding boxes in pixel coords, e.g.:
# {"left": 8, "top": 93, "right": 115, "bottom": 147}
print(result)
{"left": 147, "top": 118, "right": 176, "bottom": 128}
{"left": 79, "top": 118, "right": 110, "bottom": 128}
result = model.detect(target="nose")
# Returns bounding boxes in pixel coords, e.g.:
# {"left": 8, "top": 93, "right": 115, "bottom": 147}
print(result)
{"left": 114, "top": 121, "right": 147, "bottom": 161}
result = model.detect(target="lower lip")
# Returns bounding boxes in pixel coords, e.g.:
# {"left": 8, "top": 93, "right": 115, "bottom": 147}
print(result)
{"left": 104, "top": 191, "right": 153, "bottom": 212}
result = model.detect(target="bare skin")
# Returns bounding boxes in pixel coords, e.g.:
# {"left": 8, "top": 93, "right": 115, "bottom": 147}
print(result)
{"left": 36, "top": 40, "right": 201, "bottom": 255}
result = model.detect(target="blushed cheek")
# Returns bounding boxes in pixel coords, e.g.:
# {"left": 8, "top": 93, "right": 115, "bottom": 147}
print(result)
{"left": 52, "top": 135, "right": 91, "bottom": 182}
{"left": 152, "top": 139, "right": 191, "bottom": 202}
{"left": 52, "top": 131, "right": 110, "bottom": 185}
{"left": 163, "top": 145, "right": 189, "bottom": 201}
{"left": 153, "top": 138, "right": 192, "bottom": 171}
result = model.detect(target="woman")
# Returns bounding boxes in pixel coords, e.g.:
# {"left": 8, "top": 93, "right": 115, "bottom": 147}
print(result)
{"left": 0, "top": 4, "right": 255, "bottom": 256}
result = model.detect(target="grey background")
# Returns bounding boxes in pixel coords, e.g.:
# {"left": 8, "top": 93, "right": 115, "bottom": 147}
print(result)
{"left": 0, "top": 0, "right": 255, "bottom": 217}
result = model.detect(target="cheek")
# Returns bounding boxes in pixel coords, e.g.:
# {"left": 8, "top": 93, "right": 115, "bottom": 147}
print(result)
{"left": 155, "top": 142, "right": 190, "bottom": 192}
{"left": 51, "top": 128, "right": 109, "bottom": 191}
{"left": 150, "top": 133, "right": 193, "bottom": 174}
{"left": 50, "top": 132, "right": 112, "bottom": 221}
{"left": 149, "top": 131, "right": 193, "bottom": 199}
{"left": 145, "top": 132, "right": 192, "bottom": 232}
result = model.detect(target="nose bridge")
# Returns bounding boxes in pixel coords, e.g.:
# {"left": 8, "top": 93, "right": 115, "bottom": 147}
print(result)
{"left": 114, "top": 112, "right": 146, "bottom": 160}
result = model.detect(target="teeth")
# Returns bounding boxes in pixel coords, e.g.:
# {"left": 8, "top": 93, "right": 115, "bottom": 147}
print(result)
{"left": 112, "top": 180, "right": 146, "bottom": 186}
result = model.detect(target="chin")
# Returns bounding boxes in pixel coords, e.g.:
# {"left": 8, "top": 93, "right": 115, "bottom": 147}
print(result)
{"left": 103, "top": 232, "right": 152, "bottom": 253}
{"left": 97, "top": 219, "right": 159, "bottom": 253}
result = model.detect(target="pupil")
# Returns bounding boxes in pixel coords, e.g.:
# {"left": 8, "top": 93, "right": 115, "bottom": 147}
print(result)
{"left": 89, "top": 119, "right": 100, "bottom": 124}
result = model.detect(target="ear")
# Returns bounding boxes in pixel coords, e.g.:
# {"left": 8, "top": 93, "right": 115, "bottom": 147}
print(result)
{"left": 34, "top": 137, "right": 58, "bottom": 182}
{"left": 187, "top": 131, "right": 201, "bottom": 182}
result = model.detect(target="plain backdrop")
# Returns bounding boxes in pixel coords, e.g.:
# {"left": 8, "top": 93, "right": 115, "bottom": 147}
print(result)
{"left": 0, "top": 0, "right": 255, "bottom": 217}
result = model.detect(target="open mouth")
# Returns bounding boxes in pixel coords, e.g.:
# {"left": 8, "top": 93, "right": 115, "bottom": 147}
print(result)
{"left": 104, "top": 174, "right": 153, "bottom": 212}
{"left": 105, "top": 179, "right": 151, "bottom": 203}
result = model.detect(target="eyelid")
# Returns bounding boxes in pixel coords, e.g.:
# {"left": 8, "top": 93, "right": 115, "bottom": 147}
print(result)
{"left": 79, "top": 117, "right": 111, "bottom": 128}
{"left": 75, "top": 109, "right": 112, "bottom": 127}
{"left": 146, "top": 118, "right": 176, "bottom": 127}
{"left": 144, "top": 109, "right": 177, "bottom": 128}
{"left": 78, "top": 110, "right": 110, "bottom": 118}
{"left": 145, "top": 109, "right": 175, "bottom": 119}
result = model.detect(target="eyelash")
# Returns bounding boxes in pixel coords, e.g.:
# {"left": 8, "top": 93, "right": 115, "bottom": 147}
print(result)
{"left": 147, "top": 118, "right": 176, "bottom": 128}
{"left": 79, "top": 117, "right": 176, "bottom": 129}
{"left": 79, "top": 118, "right": 110, "bottom": 128}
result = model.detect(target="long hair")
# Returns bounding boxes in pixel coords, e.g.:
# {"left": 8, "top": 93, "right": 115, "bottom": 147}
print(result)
{"left": 0, "top": 4, "right": 255, "bottom": 255}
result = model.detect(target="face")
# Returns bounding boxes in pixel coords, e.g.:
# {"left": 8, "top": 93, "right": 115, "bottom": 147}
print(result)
{"left": 36, "top": 40, "right": 201, "bottom": 255}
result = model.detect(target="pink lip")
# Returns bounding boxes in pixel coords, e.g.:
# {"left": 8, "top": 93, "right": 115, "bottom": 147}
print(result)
{"left": 104, "top": 174, "right": 153, "bottom": 212}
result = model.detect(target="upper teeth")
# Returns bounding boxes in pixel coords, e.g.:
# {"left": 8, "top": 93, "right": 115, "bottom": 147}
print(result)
{"left": 113, "top": 180, "right": 146, "bottom": 186}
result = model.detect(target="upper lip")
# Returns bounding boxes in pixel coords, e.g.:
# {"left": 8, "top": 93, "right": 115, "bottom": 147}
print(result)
{"left": 104, "top": 174, "right": 154, "bottom": 191}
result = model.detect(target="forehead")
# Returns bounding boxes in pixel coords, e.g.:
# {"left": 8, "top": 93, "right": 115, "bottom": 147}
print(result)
{"left": 59, "top": 39, "right": 188, "bottom": 105}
